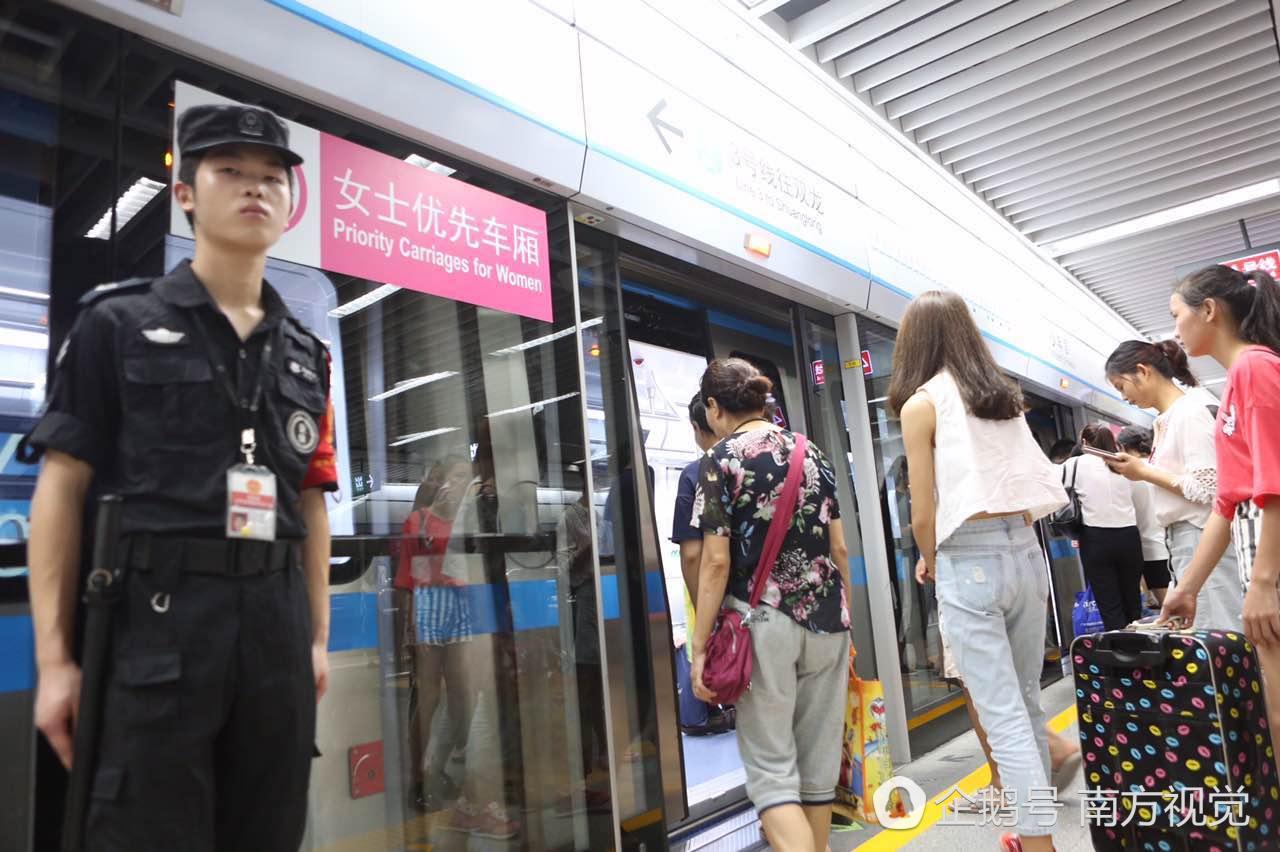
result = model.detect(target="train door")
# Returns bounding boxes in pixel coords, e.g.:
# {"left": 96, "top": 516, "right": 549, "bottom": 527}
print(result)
{"left": 574, "top": 231, "right": 873, "bottom": 839}
{"left": 618, "top": 252, "right": 803, "bottom": 825}
{"left": 1024, "top": 390, "right": 1086, "bottom": 677}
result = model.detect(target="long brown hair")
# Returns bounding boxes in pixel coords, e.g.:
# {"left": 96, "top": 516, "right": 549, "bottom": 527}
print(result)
{"left": 887, "top": 290, "right": 1023, "bottom": 420}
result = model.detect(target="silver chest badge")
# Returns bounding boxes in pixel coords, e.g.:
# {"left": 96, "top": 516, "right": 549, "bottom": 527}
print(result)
{"left": 142, "top": 328, "right": 186, "bottom": 345}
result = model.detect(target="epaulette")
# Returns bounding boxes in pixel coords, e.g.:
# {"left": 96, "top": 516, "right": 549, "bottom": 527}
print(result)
{"left": 282, "top": 315, "right": 329, "bottom": 354}
{"left": 78, "top": 276, "right": 153, "bottom": 306}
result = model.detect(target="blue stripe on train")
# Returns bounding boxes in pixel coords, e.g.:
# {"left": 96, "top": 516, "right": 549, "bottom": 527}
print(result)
{"left": 327, "top": 572, "right": 672, "bottom": 653}
{"left": 0, "top": 572, "right": 686, "bottom": 681}
{"left": 0, "top": 615, "right": 34, "bottom": 693}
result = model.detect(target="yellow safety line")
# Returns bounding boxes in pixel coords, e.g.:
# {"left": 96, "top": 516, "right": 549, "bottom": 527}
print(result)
{"left": 621, "top": 808, "right": 663, "bottom": 832}
{"left": 907, "top": 696, "right": 966, "bottom": 731}
{"left": 854, "top": 704, "right": 1078, "bottom": 851}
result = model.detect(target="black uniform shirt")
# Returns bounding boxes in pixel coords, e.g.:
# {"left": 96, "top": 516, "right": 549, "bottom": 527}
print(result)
{"left": 26, "top": 260, "right": 337, "bottom": 539}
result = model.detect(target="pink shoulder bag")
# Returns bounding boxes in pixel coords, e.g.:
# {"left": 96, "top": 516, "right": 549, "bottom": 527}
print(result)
{"left": 702, "top": 433, "right": 808, "bottom": 704}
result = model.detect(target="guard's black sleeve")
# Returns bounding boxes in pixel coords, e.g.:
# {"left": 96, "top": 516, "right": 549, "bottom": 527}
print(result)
{"left": 24, "top": 305, "right": 121, "bottom": 468}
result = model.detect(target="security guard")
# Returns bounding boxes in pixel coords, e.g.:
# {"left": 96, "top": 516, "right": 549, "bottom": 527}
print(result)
{"left": 25, "top": 104, "right": 336, "bottom": 851}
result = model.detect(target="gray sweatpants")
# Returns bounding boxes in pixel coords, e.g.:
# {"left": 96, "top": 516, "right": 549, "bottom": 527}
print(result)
{"left": 726, "top": 596, "right": 850, "bottom": 813}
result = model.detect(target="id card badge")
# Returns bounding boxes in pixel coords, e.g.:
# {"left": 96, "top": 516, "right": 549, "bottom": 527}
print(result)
{"left": 227, "top": 464, "right": 277, "bottom": 541}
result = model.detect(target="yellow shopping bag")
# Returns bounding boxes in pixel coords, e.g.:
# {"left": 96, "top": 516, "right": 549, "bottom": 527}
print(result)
{"left": 836, "top": 645, "right": 894, "bottom": 823}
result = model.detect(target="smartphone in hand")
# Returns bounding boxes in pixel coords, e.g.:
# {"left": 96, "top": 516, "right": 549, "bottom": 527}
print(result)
{"left": 1081, "top": 444, "right": 1126, "bottom": 463}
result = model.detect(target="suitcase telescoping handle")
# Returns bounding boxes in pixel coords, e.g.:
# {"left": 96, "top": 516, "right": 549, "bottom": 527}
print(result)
{"left": 1092, "top": 631, "right": 1166, "bottom": 669}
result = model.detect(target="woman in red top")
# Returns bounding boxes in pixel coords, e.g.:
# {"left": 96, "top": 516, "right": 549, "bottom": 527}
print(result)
{"left": 1161, "top": 265, "right": 1280, "bottom": 744}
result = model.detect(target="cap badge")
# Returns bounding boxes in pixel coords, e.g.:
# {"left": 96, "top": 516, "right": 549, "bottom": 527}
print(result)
{"left": 238, "top": 110, "right": 265, "bottom": 137}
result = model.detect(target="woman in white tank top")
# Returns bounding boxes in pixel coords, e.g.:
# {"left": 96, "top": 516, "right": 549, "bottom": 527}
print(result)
{"left": 889, "top": 291, "right": 1067, "bottom": 852}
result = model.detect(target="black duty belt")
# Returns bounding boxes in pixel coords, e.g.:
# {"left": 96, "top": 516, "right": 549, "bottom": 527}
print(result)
{"left": 125, "top": 535, "right": 296, "bottom": 577}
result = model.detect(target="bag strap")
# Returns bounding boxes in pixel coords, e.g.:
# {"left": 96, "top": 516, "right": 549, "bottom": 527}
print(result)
{"left": 746, "top": 433, "right": 808, "bottom": 608}
{"left": 1065, "top": 457, "right": 1079, "bottom": 489}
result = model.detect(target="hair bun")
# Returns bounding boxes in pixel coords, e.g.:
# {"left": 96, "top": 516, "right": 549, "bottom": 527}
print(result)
{"left": 700, "top": 358, "right": 773, "bottom": 415}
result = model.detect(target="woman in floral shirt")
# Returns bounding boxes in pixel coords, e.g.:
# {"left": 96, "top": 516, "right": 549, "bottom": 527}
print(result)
{"left": 689, "top": 358, "right": 851, "bottom": 852}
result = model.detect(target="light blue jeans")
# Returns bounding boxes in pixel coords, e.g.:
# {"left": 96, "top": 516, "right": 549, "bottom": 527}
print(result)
{"left": 1167, "top": 520, "right": 1244, "bottom": 631}
{"left": 936, "top": 517, "right": 1052, "bottom": 837}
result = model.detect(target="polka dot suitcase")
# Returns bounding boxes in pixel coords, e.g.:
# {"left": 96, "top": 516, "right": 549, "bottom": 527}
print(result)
{"left": 1071, "top": 629, "right": 1279, "bottom": 851}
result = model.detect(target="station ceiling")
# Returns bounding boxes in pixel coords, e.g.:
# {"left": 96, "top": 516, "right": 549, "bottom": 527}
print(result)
{"left": 748, "top": 0, "right": 1280, "bottom": 387}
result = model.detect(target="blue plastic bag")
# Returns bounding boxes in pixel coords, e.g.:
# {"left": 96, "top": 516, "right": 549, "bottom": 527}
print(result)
{"left": 1072, "top": 586, "right": 1105, "bottom": 638}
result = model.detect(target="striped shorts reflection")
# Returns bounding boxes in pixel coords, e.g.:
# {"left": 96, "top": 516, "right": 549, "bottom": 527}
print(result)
{"left": 414, "top": 585, "right": 474, "bottom": 645}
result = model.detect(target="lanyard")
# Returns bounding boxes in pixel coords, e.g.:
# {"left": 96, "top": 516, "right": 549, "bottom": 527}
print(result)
{"left": 187, "top": 310, "right": 279, "bottom": 465}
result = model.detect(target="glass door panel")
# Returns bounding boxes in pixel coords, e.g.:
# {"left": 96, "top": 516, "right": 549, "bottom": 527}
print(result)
{"left": 855, "top": 317, "right": 960, "bottom": 720}
{"left": 1025, "top": 391, "right": 1086, "bottom": 676}
{"left": 576, "top": 233, "right": 681, "bottom": 849}
{"left": 796, "top": 310, "right": 874, "bottom": 679}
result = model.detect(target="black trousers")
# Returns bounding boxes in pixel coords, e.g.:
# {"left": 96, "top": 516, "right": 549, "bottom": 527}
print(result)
{"left": 1078, "top": 525, "right": 1145, "bottom": 631}
{"left": 85, "top": 561, "right": 315, "bottom": 852}
{"left": 1141, "top": 558, "right": 1172, "bottom": 592}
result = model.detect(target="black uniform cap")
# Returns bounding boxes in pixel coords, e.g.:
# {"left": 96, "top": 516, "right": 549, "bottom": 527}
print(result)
{"left": 177, "top": 104, "right": 303, "bottom": 168}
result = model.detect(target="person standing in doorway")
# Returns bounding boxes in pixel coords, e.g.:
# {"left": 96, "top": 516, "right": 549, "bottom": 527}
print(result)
{"left": 671, "top": 392, "right": 732, "bottom": 736}
{"left": 25, "top": 105, "right": 335, "bottom": 851}
{"left": 1048, "top": 440, "right": 1077, "bottom": 465}
{"left": 889, "top": 291, "right": 1066, "bottom": 852}
{"left": 1104, "top": 339, "right": 1243, "bottom": 630}
{"left": 1062, "top": 424, "right": 1145, "bottom": 630}
{"left": 690, "top": 358, "right": 851, "bottom": 852}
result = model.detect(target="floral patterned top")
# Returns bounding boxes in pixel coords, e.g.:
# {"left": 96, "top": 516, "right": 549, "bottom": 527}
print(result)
{"left": 693, "top": 428, "right": 849, "bottom": 634}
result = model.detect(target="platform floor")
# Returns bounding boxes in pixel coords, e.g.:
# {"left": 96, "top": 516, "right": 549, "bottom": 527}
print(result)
{"left": 827, "top": 675, "right": 1088, "bottom": 852}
